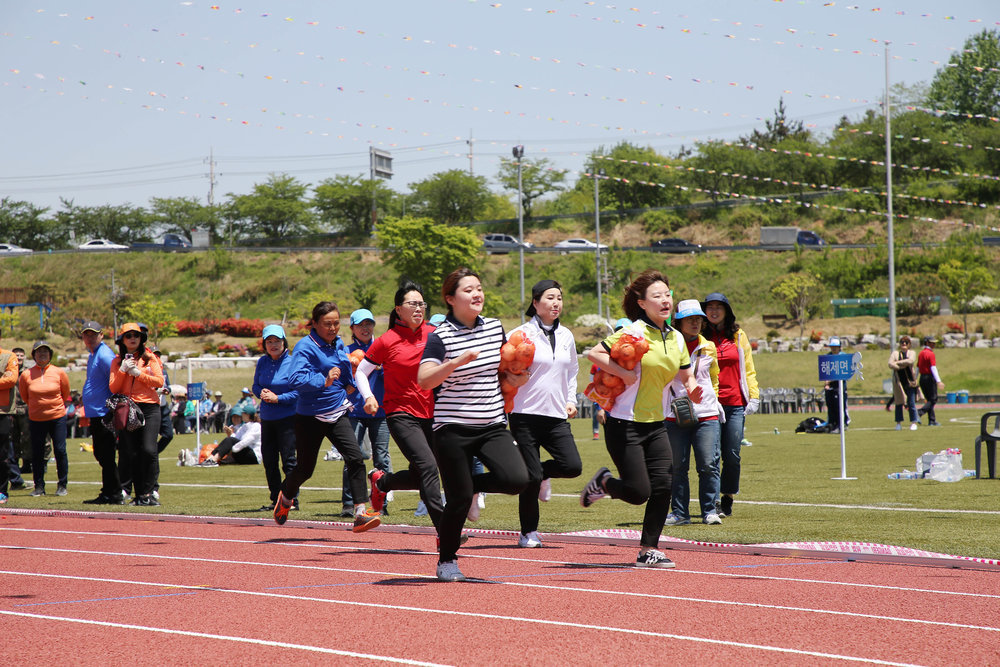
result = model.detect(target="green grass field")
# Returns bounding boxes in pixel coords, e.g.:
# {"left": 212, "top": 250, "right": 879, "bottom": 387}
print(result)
{"left": 7, "top": 401, "right": 997, "bottom": 560}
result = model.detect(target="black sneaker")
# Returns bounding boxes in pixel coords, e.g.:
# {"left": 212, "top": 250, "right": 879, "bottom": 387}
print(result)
{"left": 636, "top": 549, "right": 676, "bottom": 568}
{"left": 260, "top": 501, "right": 276, "bottom": 512}
{"left": 580, "top": 467, "right": 610, "bottom": 508}
{"left": 29, "top": 487, "right": 46, "bottom": 497}
{"left": 718, "top": 494, "right": 733, "bottom": 518}
{"left": 83, "top": 495, "right": 114, "bottom": 505}
{"left": 340, "top": 505, "right": 355, "bottom": 518}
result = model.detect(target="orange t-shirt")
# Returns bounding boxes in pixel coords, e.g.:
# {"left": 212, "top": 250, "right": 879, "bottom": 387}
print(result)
{"left": 109, "top": 353, "right": 164, "bottom": 404}
{"left": 18, "top": 363, "right": 71, "bottom": 421}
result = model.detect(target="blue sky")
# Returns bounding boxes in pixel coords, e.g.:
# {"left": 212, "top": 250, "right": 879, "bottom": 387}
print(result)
{"left": 1, "top": 1, "right": 995, "bottom": 211}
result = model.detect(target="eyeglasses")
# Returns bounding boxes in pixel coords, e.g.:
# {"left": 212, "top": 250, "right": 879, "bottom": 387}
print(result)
{"left": 402, "top": 301, "right": 427, "bottom": 309}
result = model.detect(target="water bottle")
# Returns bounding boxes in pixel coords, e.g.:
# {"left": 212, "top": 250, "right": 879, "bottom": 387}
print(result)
{"left": 887, "top": 471, "right": 920, "bottom": 479}
{"left": 773, "top": 427, "right": 780, "bottom": 435}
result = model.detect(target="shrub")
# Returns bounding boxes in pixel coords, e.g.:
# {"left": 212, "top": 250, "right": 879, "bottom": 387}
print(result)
{"left": 946, "top": 321, "right": 964, "bottom": 334}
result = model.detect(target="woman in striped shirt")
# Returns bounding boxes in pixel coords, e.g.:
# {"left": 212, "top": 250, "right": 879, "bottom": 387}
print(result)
{"left": 418, "top": 268, "right": 529, "bottom": 582}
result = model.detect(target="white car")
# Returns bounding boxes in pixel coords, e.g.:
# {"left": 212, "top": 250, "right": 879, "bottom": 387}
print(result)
{"left": 0, "top": 242, "right": 32, "bottom": 255}
{"left": 554, "top": 238, "right": 608, "bottom": 252}
{"left": 78, "top": 239, "right": 129, "bottom": 251}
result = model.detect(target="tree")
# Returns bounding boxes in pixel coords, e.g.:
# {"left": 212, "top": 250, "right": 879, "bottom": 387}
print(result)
{"left": 926, "top": 29, "right": 1000, "bottom": 121}
{"left": 583, "top": 142, "right": 689, "bottom": 212}
{"left": 743, "top": 98, "right": 811, "bottom": 148}
{"left": 223, "top": 174, "right": 317, "bottom": 241}
{"left": 0, "top": 197, "right": 58, "bottom": 249}
{"left": 313, "top": 174, "right": 396, "bottom": 238}
{"left": 495, "top": 157, "right": 567, "bottom": 220}
{"left": 936, "top": 259, "right": 994, "bottom": 343}
{"left": 53, "top": 200, "right": 153, "bottom": 246}
{"left": 148, "top": 197, "right": 224, "bottom": 243}
{"left": 770, "top": 272, "right": 825, "bottom": 344}
{"left": 407, "top": 170, "right": 493, "bottom": 225}
{"left": 123, "top": 296, "right": 178, "bottom": 343}
{"left": 375, "top": 216, "right": 481, "bottom": 297}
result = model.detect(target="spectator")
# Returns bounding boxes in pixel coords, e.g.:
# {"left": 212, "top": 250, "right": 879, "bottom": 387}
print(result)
{"left": 702, "top": 292, "right": 758, "bottom": 519}
{"left": 823, "top": 337, "right": 850, "bottom": 433}
{"left": 202, "top": 407, "right": 262, "bottom": 464}
{"left": 109, "top": 323, "right": 164, "bottom": 506}
{"left": 198, "top": 393, "right": 213, "bottom": 432}
{"left": 19, "top": 341, "right": 72, "bottom": 497}
{"left": 664, "top": 300, "right": 723, "bottom": 526}
{"left": 507, "top": 279, "right": 582, "bottom": 548}
{"left": 888, "top": 335, "right": 920, "bottom": 431}
{"left": 151, "top": 347, "right": 174, "bottom": 502}
{"left": 582, "top": 270, "right": 701, "bottom": 569}
{"left": 271, "top": 301, "right": 380, "bottom": 534}
{"left": 66, "top": 391, "right": 82, "bottom": 438}
{"left": 917, "top": 336, "right": 945, "bottom": 427}
{"left": 417, "top": 268, "right": 529, "bottom": 581}
{"left": 342, "top": 308, "right": 392, "bottom": 517}
{"left": 79, "top": 321, "right": 124, "bottom": 505}
{"left": 233, "top": 387, "right": 257, "bottom": 422}
{"left": 184, "top": 395, "right": 198, "bottom": 433}
{"left": 253, "top": 324, "right": 299, "bottom": 511}
{"left": 1, "top": 331, "right": 23, "bottom": 503}
{"left": 10, "top": 348, "right": 34, "bottom": 477}
{"left": 208, "top": 391, "right": 228, "bottom": 433}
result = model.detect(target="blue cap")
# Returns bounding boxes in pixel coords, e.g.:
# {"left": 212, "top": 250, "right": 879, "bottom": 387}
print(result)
{"left": 827, "top": 336, "right": 841, "bottom": 347}
{"left": 350, "top": 309, "right": 375, "bottom": 325}
{"left": 230, "top": 405, "right": 243, "bottom": 416}
{"left": 614, "top": 318, "right": 632, "bottom": 331}
{"left": 428, "top": 314, "right": 447, "bottom": 327}
{"left": 261, "top": 324, "right": 286, "bottom": 340}
{"left": 674, "top": 299, "right": 707, "bottom": 320}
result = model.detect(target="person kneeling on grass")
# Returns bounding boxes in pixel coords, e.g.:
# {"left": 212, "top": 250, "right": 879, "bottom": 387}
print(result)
{"left": 201, "top": 407, "right": 262, "bottom": 465}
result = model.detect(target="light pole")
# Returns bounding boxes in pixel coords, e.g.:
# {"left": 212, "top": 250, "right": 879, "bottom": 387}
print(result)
{"left": 884, "top": 43, "right": 897, "bottom": 351}
{"left": 513, "top": 144, "right": 525, "bottom": 322}
{"left": 594, "top": 168, "right": 605, "bottom": 322}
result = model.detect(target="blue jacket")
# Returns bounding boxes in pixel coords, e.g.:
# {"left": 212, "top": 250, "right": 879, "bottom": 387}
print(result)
{"left": 82, "top": 342, "right": 115, "bottom": 417}
{"left": 348, "top": 338, "right": 385, "bottom": 419}
{"left": 252, "top": 349, "right": 299, "bottom": 421}
{"left": 288, "top": 330, "right": 355, "bottom": 417}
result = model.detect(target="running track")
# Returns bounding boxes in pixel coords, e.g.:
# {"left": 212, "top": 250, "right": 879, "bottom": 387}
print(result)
{"left": 2, "top": 511, "right": 997, "bottom": 665}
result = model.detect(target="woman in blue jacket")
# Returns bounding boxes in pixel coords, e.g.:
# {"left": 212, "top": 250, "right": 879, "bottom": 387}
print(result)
{"left": 272, "top": 302, "right": 380, "bottom": 533}
{"left": 253, "top": 324, "right": 299, "bottom": 512}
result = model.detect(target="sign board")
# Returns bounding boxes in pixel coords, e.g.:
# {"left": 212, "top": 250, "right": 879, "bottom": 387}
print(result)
{"left": 186, "top": 382, "right": 206, "bottom": 401}
{"left": 190, "top": 229, "right": 211, "bottom": 247}
{"left": 818, "top": 353, "right": 856, "bottom": 382}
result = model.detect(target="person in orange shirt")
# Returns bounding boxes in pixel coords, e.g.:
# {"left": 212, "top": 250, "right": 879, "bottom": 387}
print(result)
{"left": 19, "top": 341, "right": 72, "bottom": 497}
{"left": 109, "top": 323, "right": 164, "bottom": 506}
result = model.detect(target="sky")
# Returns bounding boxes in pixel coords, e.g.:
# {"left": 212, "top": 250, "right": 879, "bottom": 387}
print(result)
{"left": 1, "top": 0, "right": 997, "bottom": 212}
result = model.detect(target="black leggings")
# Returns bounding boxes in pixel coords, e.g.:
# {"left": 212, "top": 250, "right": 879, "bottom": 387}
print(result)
{"left": 603, "top": 416, "right": 673, "bottom": 549}
{"left": 89, "top": 418, "right": 121, "bottom": 499}
{"left": 509, "top": 413, "right": 582, "bottom": 535}
{"left": 283, "top": 414, "right": 368, "bottom": 504}
{"left": 211, "top": 436, "right": 258, "bottom": 464}
{"left": 261, "top": 416, "right": 297, "bottom": 503}
{"left": 385, "top": 412, "right": 444, "bottom": 529}
{"left": 433, "top": 422, "right": 528, "bottom": 563}
{"left": 117, "top": 403, "right": 161, "bottom": 499}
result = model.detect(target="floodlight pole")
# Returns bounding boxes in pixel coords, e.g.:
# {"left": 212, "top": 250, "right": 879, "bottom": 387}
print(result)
{"left": 514, "top": 145, "right": 525, "bottom": 323}
{"left": 885, "top": 43, "right": 898, "bottom": 351}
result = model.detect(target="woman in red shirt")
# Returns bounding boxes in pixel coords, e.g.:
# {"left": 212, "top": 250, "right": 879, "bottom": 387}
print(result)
{"left": 109, "top": 323, "right": 164, "bottom": 506}
{"left": 19, "top": 341, "right": 71, "bottom": 496}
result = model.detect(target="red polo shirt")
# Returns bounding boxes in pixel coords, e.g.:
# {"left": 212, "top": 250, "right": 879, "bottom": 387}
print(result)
{"left": 365, "top": 322, "right": 435, "bottom": 419}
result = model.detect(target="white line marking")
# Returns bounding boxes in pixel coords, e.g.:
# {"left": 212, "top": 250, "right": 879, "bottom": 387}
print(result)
{"left": 0, "top": 609, "right": 449, "bottom": 665}
{"left": 0, "top": 571, "right": 929, "bottom": 666}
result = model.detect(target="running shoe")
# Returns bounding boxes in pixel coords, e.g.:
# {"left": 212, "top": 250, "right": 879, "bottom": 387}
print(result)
{"left": 538, "top": 478, "right": 552, "bottom": 502}
{"left": 273, "top": 491, "right": 291, "bottom": 525}
{"left": 260, "top": 501, "right": 276, "bottom": 512}
{"left": 664, "top": 513, "right": 691, "bottom": 526}
{"left": 703, "top": 512, "right": 723, "bottom": 525}
{"left": 467, "top": 494, "right": 481, "bottom": 522}
{"left": 580, "top": 467, "right": 610, "bottom": 508}
{"left": 352, "top": 511, "right": 381, "bottom": 533}
{"left": 368, "top": 469, "right": 387, "bottom": 513}
{"left": 518, "top": 531, "right": 543, "bottom": 548}
{"left": 436, "top": 560, "right": 466, "bottom": 582}
{"left": 718, "top": 494, "right": 733, "bottom": 518}
{"left": 636, "top": 549, "right": 676, "bottom": 568}
{"left": 0, "top": 492, "right": 7, "bottom": 504}
{"left": 56, "top": 485, "right": 68, "bottom": 496}
{"left": 29, "top": 487, "right": 45, "bottom": 497}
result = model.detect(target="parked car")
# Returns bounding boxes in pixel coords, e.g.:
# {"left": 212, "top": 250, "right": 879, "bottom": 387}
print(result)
{"left": 650, "top": 238, "right": 703, "bottom": 253}
{"left": 131, "top": 233, "right": 192, "bottom": 250}
{"left": 483, "top": 233, "right": 532, "bottom": 254}
{"left": 77, "top": 239, "right": 129, "bottom": 251}
{"left": 553, "top": 238, "right": 608, "bottom": 252}
{"left": 0, "top": 242, "right": 32, "bottom": 256}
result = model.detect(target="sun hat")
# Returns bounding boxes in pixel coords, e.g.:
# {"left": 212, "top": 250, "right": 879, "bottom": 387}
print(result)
{"left": 31, "top": 340, "right": 54, "bottom": 360}
{"left": 262, "top": 324, "right": 286, "bottom": 340}
{"left": 350, "top": 309, "right": 375, "bottom": 325}
{"left": 116, "top": 322, "right": 148, "bottom": 345}
{"left": 614, "top": 318, "right": 632, "bottom": 331}
{"left": 674, "top": 299, "right": 707, "bottom": 321}
{"left": 827, "top": 336, "right": 842, "bottom": 348}
{"left": 241, "top": 387, "right": 252, "bottom": 394}
{"left": 428, "top": 314, "right": 447, "bottom": 327}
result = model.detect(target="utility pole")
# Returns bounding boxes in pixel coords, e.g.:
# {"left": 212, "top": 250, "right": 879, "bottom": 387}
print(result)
{"left": 594, "top": 169, "right": 605, "bottom": 323}
{"left": 205, "top": 147, "right": 217, "bottom": 206}
{"left": 884, "top": 43, "right": 897, "bottom": 351}
{"left": 467, "top": 131, "right": 475, "bottom": 175}
{"left": 513, "top": 145, "right": 525, "bottom": 322}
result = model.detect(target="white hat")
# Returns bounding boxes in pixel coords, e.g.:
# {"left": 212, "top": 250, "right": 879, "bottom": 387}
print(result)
{"left": 827, "top": 336, "right": 841, "bottom": 347}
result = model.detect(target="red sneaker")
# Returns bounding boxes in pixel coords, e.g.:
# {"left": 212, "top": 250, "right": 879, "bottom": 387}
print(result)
{"left": 368, "top": 469, "right": 387, "bottom": 513}
{"left": 352, "top": 511, "right": 381, "bottom": 533}
{"left": 273, "top": 491, "right": 291, "bottom": 526}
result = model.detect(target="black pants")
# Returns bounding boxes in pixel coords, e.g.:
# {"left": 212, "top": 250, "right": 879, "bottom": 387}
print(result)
{"left": 432, "top": 422, "right": 528, "bottom": 562}
{"left": 919, "top": 374, "right": 939, "bottom": 424}
{"left": 29, "top": 416, "right": 68, "bottom": 491}
{"left": 211, "top": 436, "right": 258, "bottom": 464}
{"left": 509, "top": 413, "right": 582, "bottom": 535}
{"left": 1, "top": 414, "right": 22, "bottom": 494}
{"left": 283, "top": 414, "right": 367, "bottom": 504}
{"left": 603, "top": 416, "right": 673, "bottom": 549}
{"left": 117, "top": 403, "right": 161, "bottom": 499}
{"left": 89, "top": 418, "right": 121, "bottom": 499}
{"left": 261, "top": 416, "right": 297, "bottom": 503}
{"left": 384, "top": 412, "right": 444, "bottom": 529}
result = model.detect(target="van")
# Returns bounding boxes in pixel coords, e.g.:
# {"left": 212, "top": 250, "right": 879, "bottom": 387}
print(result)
{"left": 483, "top": 233, "right": 531, "bottom": 254}
{"left": 796, "top": 230, "right": 825, "bottom": 246}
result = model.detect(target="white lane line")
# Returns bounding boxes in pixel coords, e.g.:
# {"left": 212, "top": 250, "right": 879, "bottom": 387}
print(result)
{"left": 5, "top": 527, "right": 998, "bottom": 601}
{"left": 0, "top": 609, "right": 448, "bottom": 666}
{"left": 0, "top": 571, "right": 927, "bottom": 666}
{"left": 2, "top": 550, "right": 998, "bottom": 634}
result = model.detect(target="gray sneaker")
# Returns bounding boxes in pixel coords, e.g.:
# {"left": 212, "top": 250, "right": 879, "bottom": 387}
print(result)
{"left": 436, "top": 560, "right": 467, "bottom": 582}
{"left": 56, "top": 485, "right": 68, "bottom": 496}
{"left": 636, "top": 549, "right": 676, "bottom": 568}
{"left": 580, "top": 467, "right": 610, "bottom": 508}
{"left": 664, "top": 513, "right": 691, "bottom": 526}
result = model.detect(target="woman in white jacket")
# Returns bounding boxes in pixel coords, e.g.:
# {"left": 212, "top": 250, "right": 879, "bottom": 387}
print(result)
{"left": 507, "top": 280, "right": 582, "bottom": 548}
{"left": 664, "top": 300, "right": 723, "bottom": 525}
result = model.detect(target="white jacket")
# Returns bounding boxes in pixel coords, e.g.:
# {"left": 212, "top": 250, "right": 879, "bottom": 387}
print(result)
{"left": 664, "top": 334, "right": 724, "bottom": 422}
{"left": 231, "top": 421, "right": 262, "bottom": 462}
{"left": 509, "top": 317, "right": 579, "bottom": 419}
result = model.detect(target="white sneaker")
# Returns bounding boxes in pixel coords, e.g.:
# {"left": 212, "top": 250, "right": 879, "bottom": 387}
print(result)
{"left": 704, "top": 512, "right": 722, "bottom": 525}
{"left": 910, "top": 423, "right": 919, "bottom": 431}
{"left": 414, "top": 500, "right": 429, "bottom": 517}
{"left": 152, "top": 489, "right": 159, "bottom": 501}
{"left": 323, "top": 450, "right": 343, "bottom": 461}
{"left": 478, "top": 493, "right": 486, "bottom": 509}
{"left": 538, "top": 478, "right": 552, "bottom": 502}
{"left": 386, "top": 491, "right": 394, "bottom": 503}
{"left": 436, "top": 559, "right": 466, "bottom": 582}
{"left": 467, "top": 495, "right": 481, "bottom": 522}
{"left": 518, "top": 531, "right": 543, "bottom": 548}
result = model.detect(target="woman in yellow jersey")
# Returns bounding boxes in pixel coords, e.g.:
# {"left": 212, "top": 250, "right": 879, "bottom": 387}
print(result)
{"left": 581, "top": 269, "right": 702, "bottom": 569}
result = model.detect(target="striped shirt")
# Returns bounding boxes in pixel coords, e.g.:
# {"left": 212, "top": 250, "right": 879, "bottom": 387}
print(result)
{"left": 421, "top": 314, "right": 505, "bottom": 428}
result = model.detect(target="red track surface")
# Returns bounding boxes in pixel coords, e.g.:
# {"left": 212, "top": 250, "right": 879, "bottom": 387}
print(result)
{"left": 2, "top": 512, "right": 998, "bottom": 665}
